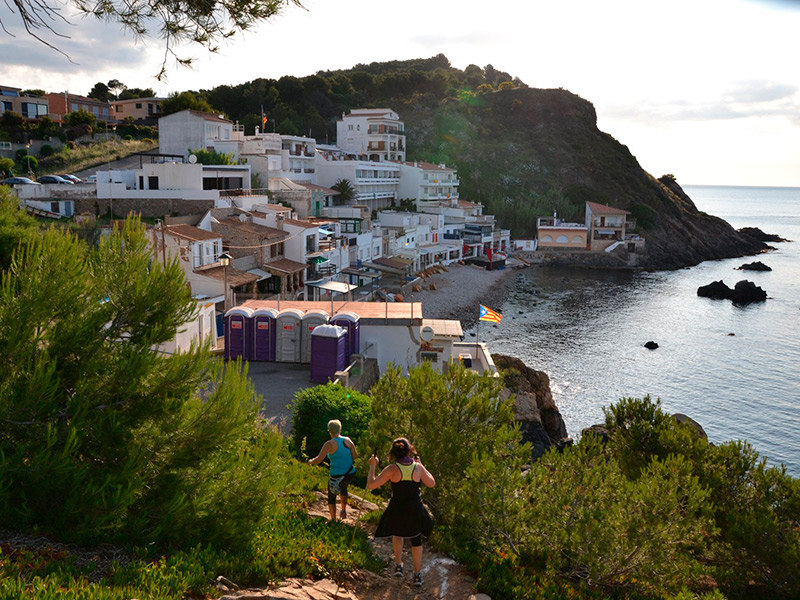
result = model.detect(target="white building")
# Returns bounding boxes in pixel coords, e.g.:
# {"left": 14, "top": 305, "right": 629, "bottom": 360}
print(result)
{"left": 336, "top": 108, "right": 406, "bottom": 163}
{"left": 397, "top": 161, "right": 459, "bottom": 201}
{"left": 315, "top": 145, "right": 400, "bottom": 213}
{"left": 158, "top": 110, "right": 235, "bottom": 159}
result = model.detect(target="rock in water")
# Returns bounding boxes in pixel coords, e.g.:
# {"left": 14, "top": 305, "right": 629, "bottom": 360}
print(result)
{"left": 698, "top": 280, "right": 733, "bottom": 299}
{"left": 737, "top": 261, "right": 772, "bottom": 271}
{"left": 644, "top": 341, "right": 659, "bottom": 350}
{"left": 731, "top": 280, "right": 767, "bottom": 303}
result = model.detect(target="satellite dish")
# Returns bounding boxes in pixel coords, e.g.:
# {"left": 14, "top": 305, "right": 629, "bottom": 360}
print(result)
{"left": 188, "top": 154, "right": 198, "bottom": 164}
{"left": 420, "top": 325, "right": 434, "bottom": 342}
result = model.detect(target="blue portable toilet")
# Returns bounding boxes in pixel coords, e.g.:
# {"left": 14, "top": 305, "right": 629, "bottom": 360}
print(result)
{"left": 310, "top": 325, "right": 347, "bottom": 383}
{"left": 301, "top": 309, "right": 329, "bottom": 364}
{"left": 331, "top": 311, "right": 361, "bottom": 360}
{"left": 251, "top": 307, "right": 278, "bottom": 362}
{"left": 224, "top": 307, "right": 253, "bottom": 360}
{"left": 275, "top": 308, "right": 304, "bottom": 363}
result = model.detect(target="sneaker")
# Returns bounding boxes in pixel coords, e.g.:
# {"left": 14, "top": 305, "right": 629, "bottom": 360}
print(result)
{"left": 413, "top": 572, "right": 423, "bottom": 587}
{"left": 393, "top": 563, "right": 404, "bottom": 577}
{"left": 340, "top": 509, "right": 347, "bottom": 520}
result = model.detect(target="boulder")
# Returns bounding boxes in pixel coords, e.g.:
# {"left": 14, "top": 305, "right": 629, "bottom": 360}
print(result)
{"left": 673, "top": 413, "right": 708, "bottom": 440}
{"left": 581, "top": 424, "right": 612, "bottom": 444}
{"left": 738, "top": 227, "right": 788, "bottom": 243}
{"left": 493, "top": 354, "right": 569, "bottom": 460}
{"left": 737, "top": 261, "right": 772, "bottom": 271}
{"left": 731, "top": 280, "right": 767, "bottom": 303}
{"left": 697, "top": 280, "right": 733, "bottom": 300}
{"left": 644, "top": 341, "right": 659, "bottom": 350}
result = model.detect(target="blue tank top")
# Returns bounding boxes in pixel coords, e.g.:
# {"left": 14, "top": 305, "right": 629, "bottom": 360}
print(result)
{"left": 328, "top": 437, "right": 354, "bottom": 476}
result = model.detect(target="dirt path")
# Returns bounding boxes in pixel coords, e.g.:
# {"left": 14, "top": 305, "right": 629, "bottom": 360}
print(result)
{"left": 297, "top": 492, "right": 486, "bottom": 600}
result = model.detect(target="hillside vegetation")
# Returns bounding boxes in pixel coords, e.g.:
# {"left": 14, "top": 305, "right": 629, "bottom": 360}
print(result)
{"left": 191, "top": 54, "right": 766, "bottom": 269}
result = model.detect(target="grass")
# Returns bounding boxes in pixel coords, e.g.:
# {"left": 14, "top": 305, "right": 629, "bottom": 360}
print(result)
{"left": 0, "top": 460, "right": 383, "bottom": 600}
{"left": 37, "top": 140, "right": 157, "bottom": 177}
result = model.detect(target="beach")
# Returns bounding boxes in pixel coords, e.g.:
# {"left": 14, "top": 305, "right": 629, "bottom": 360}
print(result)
{"left": 404, "top": 263, "right": 517, "bottom": 325}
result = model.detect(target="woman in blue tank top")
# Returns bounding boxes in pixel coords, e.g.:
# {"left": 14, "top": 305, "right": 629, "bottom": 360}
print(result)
{"left": 308, "top": 419, "right": 357, "bottom": 521}
{"left": 367, "top": 437, "right": 435, "bottom": 588}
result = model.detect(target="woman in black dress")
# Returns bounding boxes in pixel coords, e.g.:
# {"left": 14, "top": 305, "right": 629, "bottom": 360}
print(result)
{"left": 367, "top": 437, "right": 435, "bottom": 588}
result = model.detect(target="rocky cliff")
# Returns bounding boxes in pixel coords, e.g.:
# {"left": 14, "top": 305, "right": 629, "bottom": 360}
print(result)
{"left": 493, "top": 353, "right": 571, "bottom": 461}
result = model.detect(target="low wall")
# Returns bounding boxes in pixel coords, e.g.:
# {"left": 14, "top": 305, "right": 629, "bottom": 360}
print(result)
{"left": 73, "top": 196, "right": 215, "bottom": 218}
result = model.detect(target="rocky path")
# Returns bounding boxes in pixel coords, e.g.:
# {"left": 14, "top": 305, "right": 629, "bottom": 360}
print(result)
{"left": 219, "top": 492, "right": 489, "bottom": 600}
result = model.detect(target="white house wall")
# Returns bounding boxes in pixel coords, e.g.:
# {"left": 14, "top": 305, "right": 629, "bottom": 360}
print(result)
{"left": 360, "top": 321, "right": 422, "bottom": 375}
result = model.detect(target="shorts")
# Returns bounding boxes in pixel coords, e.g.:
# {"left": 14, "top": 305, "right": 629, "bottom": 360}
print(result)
{"left": 328, "top": 471, "right": 354, "bottom": 505}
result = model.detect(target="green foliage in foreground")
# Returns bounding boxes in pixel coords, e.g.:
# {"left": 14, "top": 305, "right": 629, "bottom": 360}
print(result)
{"left": 0, "top": 216, "right": 284, "bottom": 549}
{"left": 289, "top": 383, "right": 372, "bottom": 459}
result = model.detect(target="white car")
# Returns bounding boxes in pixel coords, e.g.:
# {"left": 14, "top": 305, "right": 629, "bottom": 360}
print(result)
{"left": 86, "top": 174, "right": 97, "bottom": 183}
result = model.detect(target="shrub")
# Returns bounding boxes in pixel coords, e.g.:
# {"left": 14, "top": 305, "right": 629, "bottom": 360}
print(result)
{"left": 289, "top": 383, "right": 372, "bottom": 459}
{"left": 0, "top": 157, "right": 14, "bottom": 177}
{"left": 39, "top": 144, "right": 54, "bottom": 158}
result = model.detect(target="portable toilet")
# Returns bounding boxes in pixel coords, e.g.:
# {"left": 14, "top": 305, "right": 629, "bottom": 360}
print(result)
{"left": 275, "top": 308, "right": 304, "bottom": 363}
{"left": 301, "top": 309, "right": 329, "bottom": 364}
{"left": 251, "top": 307, "right": 278, "bottom": 362}
{"left": 224, "top": 307, "right": 254, "bottom": 360}
{"left": 332, "top": 312, "right": 361, "bottom": 360}
{"left": 310, "top": 325, "right": 348, "bottom": 383}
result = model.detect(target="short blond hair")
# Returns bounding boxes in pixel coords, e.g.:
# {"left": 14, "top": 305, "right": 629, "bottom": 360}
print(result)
{"left": 327, "top": 419, "right": 342, "bottom": 435}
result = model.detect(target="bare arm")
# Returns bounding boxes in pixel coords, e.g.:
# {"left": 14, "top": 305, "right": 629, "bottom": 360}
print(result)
{"left": 344, "top": 436, "right": 358, "bottom": 461}
{"left": 415, "top": 460, "right": 436, "bottom": 488}
{"left": 367, "top": 455, "right": 396, "bottom": 490}
{"left": 307, "top": 439, "right": 336, "bottom": 466}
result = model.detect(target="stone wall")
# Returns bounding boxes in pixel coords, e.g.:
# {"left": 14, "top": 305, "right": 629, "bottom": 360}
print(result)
{"left": 73, "top": 196, "right": 215, "bottom": 218}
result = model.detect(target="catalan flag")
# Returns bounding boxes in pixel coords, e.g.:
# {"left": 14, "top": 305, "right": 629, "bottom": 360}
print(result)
{"left": 479, "top": 304, "right": 502, "bottom": 323}
{"left": 261, "top": 105, "right": 267, "bottom": 128}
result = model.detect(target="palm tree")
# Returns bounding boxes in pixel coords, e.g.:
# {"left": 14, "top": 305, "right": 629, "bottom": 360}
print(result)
{"left": 331, "top": 178, "right": 355, "bottom": 205}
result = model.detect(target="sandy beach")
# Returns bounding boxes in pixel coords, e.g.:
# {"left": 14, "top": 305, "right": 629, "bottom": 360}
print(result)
{"left": 404, "top": 263, "right": 518, "bottom": 325}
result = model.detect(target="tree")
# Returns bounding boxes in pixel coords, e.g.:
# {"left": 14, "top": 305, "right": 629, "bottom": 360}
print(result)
{"left": 5, "top": 0, "right": 302, "bottom": 79}
{"left": 331, "top": 178, "right": 355, "bottom": 204}
{"left": 0, "top": 188, "right": 39, "bottom": 270}
{"left": 88, "top": 82, "right": 111, "bottom": 102}
{"left": 0, "top": 214, "right": 286, "bottom": 548}
{"left": 119, "top": 87, "right": 156, "bottom": 100}
{"left": 0, "top": 157, "right": 15, "bottom": 178}
{"left": 65, "top": 109, "right": 96, "bottom": 128}
{"left": 190, "top": 148, "right": 237, "bottom": 165}
{"left": 161, "top": 91, "right": 216, "bottom": 116}
{"left": 0, "top": 110, "right": 27, "bottom": 143}
{"left": 20, "top": 89, "right": 45, "bottom": 97}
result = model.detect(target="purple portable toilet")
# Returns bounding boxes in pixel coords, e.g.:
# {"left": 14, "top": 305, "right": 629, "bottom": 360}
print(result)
{"left": 301, "top": 309, "right": 329, "bottom": 364}
{"left": 331, "top": 311, "right": 361, "bottom": 360}
{"left": 251, "top": 307, "right": 278, "bottom": 361}
{"left": 275, "top": 308, "right": 304, "bottom": 363}
{"left": 224, "top": 307, "right": 253, "bottom": 360}
{"left": 310, "top": 325, "right": 347, "bottom": 384}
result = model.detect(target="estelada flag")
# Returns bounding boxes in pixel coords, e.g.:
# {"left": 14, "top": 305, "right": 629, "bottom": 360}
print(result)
{"left": 479, "top": 304, "right": 502, "bottom": 323}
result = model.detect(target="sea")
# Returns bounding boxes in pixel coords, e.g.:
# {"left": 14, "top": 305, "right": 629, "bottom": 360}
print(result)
{"left": 479, "top": 185, "right": 800, "bottom": 477}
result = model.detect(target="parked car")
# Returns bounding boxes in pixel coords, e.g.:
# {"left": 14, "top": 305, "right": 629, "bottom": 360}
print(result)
{"left": 37, "top": 175, "right": 73, "bottom": 184}
{"left": 1, "top": 176, "right": 40, "bottom": 185}
{"left": 58, "top": 174, "right": 82, "bottom": 184}
{"left": 86, "top": 174, "right": 97, "bottom": 183}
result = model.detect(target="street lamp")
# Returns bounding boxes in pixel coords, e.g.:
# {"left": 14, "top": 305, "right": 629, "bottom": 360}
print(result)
{"left": 219, "top": 252, "right": 233, "bottom": 311}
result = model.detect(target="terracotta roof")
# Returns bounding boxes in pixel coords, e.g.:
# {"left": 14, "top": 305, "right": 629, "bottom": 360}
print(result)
{"left": 187, "top": 109, "right": 231, "bottom": 123}
{"left": 263, "top": 258, "right": 308, "bottom": 274}
{"left": 373, "top": 256, "right": 413, "bottom": 270}
{"left": 240, "top": 300, "right": 424, "bottom": 320}
{"left": 457, "top": 200, "right": 481, "bottom": 208}
{"left": 213, "top": 219, "right": 288, "bottom": 240}
{"left": 401, "top": 161, "right": 455, "bottom": 171}
{"left": 165, "top": 224, "right": 220, "bottom": 242}
{"left": 586, "top": 201, "right": 630, "bottom": 215}
{"left": 194, "top": 266, "right": 259, "bottom": 287}
{"left": 283, "top": 218, "right": 318, "bottom": 229}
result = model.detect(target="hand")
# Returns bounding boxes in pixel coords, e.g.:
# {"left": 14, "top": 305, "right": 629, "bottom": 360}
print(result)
{"left": 368, "top": 454, "right": 379, "bottom": 467}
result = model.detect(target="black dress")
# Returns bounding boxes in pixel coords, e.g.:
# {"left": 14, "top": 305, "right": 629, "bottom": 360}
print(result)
{"left": 374, "top": 462, "right": 433, "bottom": 539}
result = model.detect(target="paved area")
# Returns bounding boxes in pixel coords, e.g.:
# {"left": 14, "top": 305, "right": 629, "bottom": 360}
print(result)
{"left": 241, "top": 361, "right": 316, "bottom": 432}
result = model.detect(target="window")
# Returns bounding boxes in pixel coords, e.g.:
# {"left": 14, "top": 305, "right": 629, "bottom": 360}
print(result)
{"left": 51, "top": 202, "right": 59, "bottom": 213}
{"left": 138, "top": 176, "right": 144, "bottom": 189}
{"left": 71, "top": 103, "right": 78, "bottom": 112}
{"left": 1, "top": 101, "right": 11, "bottom": 113}
{"left": 115, "top": 105, "right": 122, "bottom": 112}
{"left": 348, "top": 125, "right": 353, "bottom": 131}
{"left": 135, "top": 103, "right": 142, "bottom": 109}
{"left": 421, "top": 351, "right": 439, "bottom": 363}
{"left": 148, "top": 176, "right": 159, "bottom": 190}
{"left": 306, "top": 234, "right": 315, "bottom": 253}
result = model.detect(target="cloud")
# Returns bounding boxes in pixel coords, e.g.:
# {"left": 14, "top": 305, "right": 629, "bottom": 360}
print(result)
{"left": 410, "top": 31, "right": 503, "bottom": 48}
{"left": 601, "top": 80, "right": 800, "bottom": 125}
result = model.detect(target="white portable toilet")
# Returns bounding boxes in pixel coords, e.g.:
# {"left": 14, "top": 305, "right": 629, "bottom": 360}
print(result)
{"left": 301, "top": 309, "right": 329, "bottom": 364}
{"left": 275, "top": 308, "right": 304, "bottom": 363}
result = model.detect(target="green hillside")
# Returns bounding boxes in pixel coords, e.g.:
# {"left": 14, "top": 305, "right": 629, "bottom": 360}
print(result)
{"left": 192, "top": 55, "right": 767, "bottom": 269}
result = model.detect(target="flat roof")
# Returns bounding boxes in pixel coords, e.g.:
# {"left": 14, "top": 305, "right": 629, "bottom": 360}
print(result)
{"left": 239, "top": 300, "right": 424, "bottom": 320}
{"left": 306, "top": 281, "right": 358, "bottom": 294}
{"left": 422, "top": 319, "right": 463, "bottom": 338}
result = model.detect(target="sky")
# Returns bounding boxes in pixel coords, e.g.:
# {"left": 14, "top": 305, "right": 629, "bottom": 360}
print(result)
{"left": 2, "top": 0, "right": 800, "bottom": 187}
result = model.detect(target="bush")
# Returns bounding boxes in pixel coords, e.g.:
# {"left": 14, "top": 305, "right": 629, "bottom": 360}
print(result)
{"left": 289, "top": 384, "right": 372, "bottom": 459}
{"left": 39, "top": 144, "right": 54, "bottom": 158}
